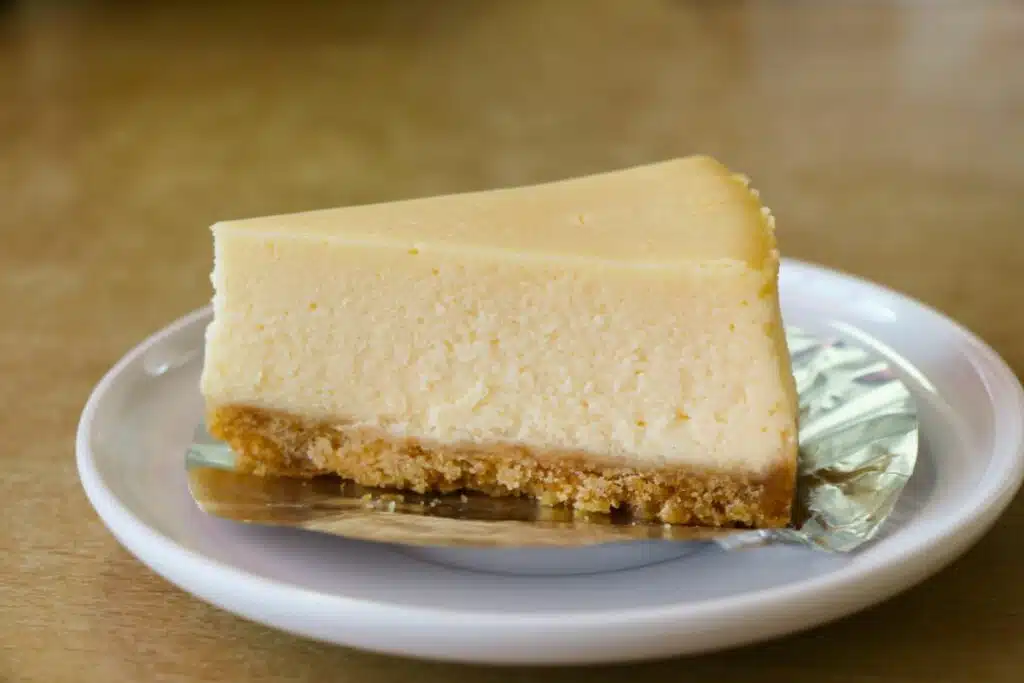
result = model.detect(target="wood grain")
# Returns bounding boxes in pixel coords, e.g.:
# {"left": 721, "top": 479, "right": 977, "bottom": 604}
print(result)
{"left": 2, "top": 1, "right": 1022, "bottom": 681}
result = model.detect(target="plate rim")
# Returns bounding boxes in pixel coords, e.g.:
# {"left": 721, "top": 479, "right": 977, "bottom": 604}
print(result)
{"left": 76, "top": 258, "right": 1024, "bottom": 663}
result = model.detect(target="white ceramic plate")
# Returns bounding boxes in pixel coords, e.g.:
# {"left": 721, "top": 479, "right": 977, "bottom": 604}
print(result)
{"left": 77, "top": 259, "right": 1024, "bottom": 665}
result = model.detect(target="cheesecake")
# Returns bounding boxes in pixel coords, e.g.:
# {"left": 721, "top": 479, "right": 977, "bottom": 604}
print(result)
{"left": 200, "top": 156, "right": 799, "bottom": 527}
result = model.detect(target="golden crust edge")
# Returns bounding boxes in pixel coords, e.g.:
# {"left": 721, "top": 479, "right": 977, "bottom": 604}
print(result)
{"left": 206, "top": 404, "right": 797, "bottom": 528}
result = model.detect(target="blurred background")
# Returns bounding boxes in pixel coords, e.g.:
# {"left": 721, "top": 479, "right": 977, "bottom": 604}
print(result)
{"left": 2, "top": 1, "right": 1023, "bottom": 681}
{"left": 4, "top": 2, "right": 1022, "bottom": 341}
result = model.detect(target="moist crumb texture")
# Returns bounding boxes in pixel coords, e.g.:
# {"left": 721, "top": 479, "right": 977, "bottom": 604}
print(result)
{"left": 209, "top": 405, "right": 796, "bottom": 528}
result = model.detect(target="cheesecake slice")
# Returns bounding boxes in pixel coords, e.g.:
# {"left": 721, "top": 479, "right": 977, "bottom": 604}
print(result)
{"left": 200, "top": 156, "right": 798, "bottom": 527}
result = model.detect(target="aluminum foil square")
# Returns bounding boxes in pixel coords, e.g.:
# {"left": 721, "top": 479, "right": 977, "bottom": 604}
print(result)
{"left": 186, "top": 327, "right": 918, "bottom": 551}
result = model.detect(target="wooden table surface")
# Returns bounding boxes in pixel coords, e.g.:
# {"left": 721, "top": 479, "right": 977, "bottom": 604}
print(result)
{"left": 3, "top": 1, "right": 1023, "bottom": 681}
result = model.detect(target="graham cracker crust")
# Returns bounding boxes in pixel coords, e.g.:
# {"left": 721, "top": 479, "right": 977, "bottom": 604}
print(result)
{"left": 207, "top": 405, "right": 796, "bottom": 528}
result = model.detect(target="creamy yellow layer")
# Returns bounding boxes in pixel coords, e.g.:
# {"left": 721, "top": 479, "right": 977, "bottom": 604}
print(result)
{"left": 200, "top": 156, "right": 798, "bottom": 473}
{"left": 207, "top": 156, "right": 774, "bottom": 267}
